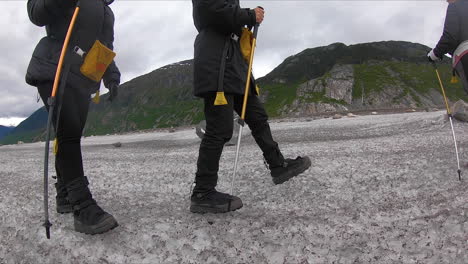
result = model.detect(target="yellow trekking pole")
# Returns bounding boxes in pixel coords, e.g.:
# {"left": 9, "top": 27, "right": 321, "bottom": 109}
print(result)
{"left": 230, "top": 22, "right": 261, "bottom": 195}
{"left": 432, "top": 61, "right": 462, "bottom": 181}
{"left": 43, "top": 2, "right": 80, "bottom": 239}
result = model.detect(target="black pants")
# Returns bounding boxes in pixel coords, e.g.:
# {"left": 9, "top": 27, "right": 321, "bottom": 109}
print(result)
{"left": 38, "top": 82, "right": 91, "bottom": 186}
{"left": 455, "top": 56, "right": 468, "bottom": 95}
{"left": 194, "top": 92, "right": 284, "bottom": 192}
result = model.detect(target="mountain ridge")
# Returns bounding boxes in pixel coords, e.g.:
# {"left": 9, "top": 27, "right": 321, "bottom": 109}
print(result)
{"left": 2, "top": 40, "right": 464, "bottom": 144}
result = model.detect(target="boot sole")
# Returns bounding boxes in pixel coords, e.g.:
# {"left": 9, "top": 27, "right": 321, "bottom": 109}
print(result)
{"left": 57, "top": 204, "right": 73, "bottom": 214}
{"left": 190, "top": 198, "right": 243, "bottom": 214}
{"left": 74, "top": 214, "right": 119, "bottom": 235}
{"left": 273, "top": 156, "right": 312, "bottom": 185}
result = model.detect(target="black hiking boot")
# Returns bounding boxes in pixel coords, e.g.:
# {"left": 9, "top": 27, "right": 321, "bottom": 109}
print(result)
{"left": 67, "top": 177, "right": 118, "bottom": 235}
{"left": 270, "top": 156, "right": 311, "bottom": 184}
{"left": 73, "top": 201, "right": 118, "bottom": 235}
{"left": 55, "top": 182, "right": 73, "bottom": 214}
{"left": 190, "top": 189, "right": 243, "bottom": 214}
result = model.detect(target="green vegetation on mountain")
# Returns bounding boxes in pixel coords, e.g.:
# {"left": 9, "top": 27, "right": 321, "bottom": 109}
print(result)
{"left": 84, "top": 60, "right": 203, "bottom": 136}
{"left": 0, "top": 125, "right": 14, "bottom": 140}
{"left": 352, "top": 62, "right": 461, "bottom": 103}
{"left": 259, "top": 82, "right": 300, "bottom": 116}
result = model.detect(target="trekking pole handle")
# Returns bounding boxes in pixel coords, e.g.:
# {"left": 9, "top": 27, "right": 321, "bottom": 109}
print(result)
{"left": 253, "top": 24, "right": 260, "bottom": 39}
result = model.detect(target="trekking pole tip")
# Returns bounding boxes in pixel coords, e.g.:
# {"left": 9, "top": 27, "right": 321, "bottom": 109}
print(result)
{"left": 44, "top": 221, "right": 52, "bottom": 239}
{"left": 458, "top": 169, "right": 462, "bottom": 181}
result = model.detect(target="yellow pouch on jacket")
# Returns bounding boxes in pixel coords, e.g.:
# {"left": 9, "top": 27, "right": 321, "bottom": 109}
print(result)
{"left": 80, "top": 40, "right": 116, "bottom": 82}
{"left": 240, "top": 28, "right": 261, "bottom": 95}
{"left": 240, "top": 27, "right": 253, "bottom": 62}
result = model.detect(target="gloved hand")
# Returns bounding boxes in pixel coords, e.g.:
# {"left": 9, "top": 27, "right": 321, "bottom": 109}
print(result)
{"left": 427, "top": 49, "right": 442, "bottom": 62}
{"left": 107, "top": 82, "right": 119, "bottom": 102}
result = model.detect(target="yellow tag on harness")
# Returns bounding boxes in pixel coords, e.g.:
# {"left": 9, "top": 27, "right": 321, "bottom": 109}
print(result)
{"left": 92, "top": 90, "right": 100, "bottom": 104}
{"left": 214, "top": 92, "right": 228, "bottom": 105}
{"left": 451, "top": 75, "right": 459, "bottom": 84}
{"left": 53, "top": 138, "right": 58, "bottom": 155}
{"left": 80, "top": 40, "right": 116, "bottom": 82}
{"left": 240, "top": 28, "right": 253, "bottom": 62}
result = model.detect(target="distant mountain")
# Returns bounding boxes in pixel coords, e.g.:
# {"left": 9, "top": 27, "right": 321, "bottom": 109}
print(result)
{"left": 3, "top": 40, "right": 466, "bottom": 145}
{"left": 1, "top": 60, "right": 202, "bottom": 144}
{"left": 0, "top": 107, "right": 48, "bottom": 144}
{"left": 0, "top": 125, "right": 14, "bottom": 140}
{"left": 84, "top": 60, "right": 203, "bottom": 135}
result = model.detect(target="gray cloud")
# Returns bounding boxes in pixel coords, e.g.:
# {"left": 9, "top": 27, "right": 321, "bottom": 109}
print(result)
{"left": 112, "top": 2, "right": 196, "bottom": 80}
{"left": 0, "top": 1, "right": 449, "bottom": 125}
{"left": 0, "top": 2, "right": 44, "bottom": 119}
{"left": 252, "top": 1, "right": 446, "bottom": 76}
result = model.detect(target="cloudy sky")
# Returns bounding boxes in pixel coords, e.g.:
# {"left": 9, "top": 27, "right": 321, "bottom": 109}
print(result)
{"left": 0, "top": 0, "right": 449, "bottom": 126}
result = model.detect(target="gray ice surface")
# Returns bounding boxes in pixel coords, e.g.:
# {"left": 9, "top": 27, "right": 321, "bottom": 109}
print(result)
{"left": 1, "top": 111, "right": 468, "bottom": 263}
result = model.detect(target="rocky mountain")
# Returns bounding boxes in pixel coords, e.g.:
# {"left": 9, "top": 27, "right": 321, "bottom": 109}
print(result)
{"left": 3, "top": 41, "right": 465, "bottom": 144}
{"left": 258, "top": 41, "right": 466, "bottom": 117}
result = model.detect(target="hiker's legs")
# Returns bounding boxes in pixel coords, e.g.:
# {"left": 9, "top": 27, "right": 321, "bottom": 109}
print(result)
{"left": 233, "top": 94, "right": 311, "bottom": 184}
{"left": 232, "top": 94, "right": 284, "bottom": 167}
{"left": 37, "top": 82, "right": 90, "bottom": 185}
{"left": 37, "top": 82, "right": 117, "bottom": 234}
{"left": 457, "top": 56, "right": 468, "bottom": 95}
{"left": 191, "top": 93, "right": 243, "bottom": 213}
{"left": 193, "top": 93, "right": 234, "bottom": 193}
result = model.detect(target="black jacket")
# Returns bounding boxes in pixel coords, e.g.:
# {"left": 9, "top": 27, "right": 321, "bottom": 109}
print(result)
{"left": 26, "top": 0, "right": 120, "bottom": 92}
{"left": 434, "top": 0, "right": 468, "bottom": 58}
{"left": 192, "top": 0, "right": 257, "bottom": 97}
